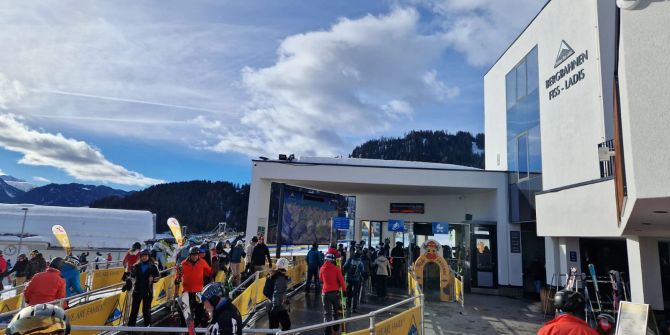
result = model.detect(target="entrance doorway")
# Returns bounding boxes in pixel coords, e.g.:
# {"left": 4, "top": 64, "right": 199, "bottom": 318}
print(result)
{"left": 423, "top": 262, "right": 441, "bottom": 301}
{"left": 472, "top": 225, "right": 497, "bottom": 288}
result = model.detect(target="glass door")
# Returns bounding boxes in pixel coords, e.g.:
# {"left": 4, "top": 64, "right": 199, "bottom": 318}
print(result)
{"left": 472, "top": 225, "right": 497, "bottom": 288}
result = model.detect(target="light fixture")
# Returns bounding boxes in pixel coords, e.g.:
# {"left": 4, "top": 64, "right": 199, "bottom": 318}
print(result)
{"left": 653, "top": 210, "right": 668, "bottom": 214}
{"left": 617, "top": 0, "right": 642, "bottom": 10}
{"left": 258, "top": 156, "right": 269, "bottom": 161}
{"left": 641, "top": 222, "right": 653, "bottom": 226}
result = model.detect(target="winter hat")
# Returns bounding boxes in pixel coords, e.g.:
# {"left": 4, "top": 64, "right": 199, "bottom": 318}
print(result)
{"left": 325, "top": 253, "right": 336, "bottom": 262}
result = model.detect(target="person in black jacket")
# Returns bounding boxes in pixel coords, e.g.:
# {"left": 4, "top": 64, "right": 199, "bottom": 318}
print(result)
{"left": 7, "top": 253, "right": 28, "bottom": 293}
{"left": 251, "top": 236, "right": 272, "bottom": 273}
{"left": 199, "top": 282, "right": 242, "bottom": 335}
{"left": 25, "top": 251, "right": 46, "bottom": 280}
{"left": 128, "top": 249, "right": 159, "bottom": 326}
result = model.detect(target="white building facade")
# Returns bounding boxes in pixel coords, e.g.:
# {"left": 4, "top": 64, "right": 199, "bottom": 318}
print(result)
{"left": 485, "top": 0, "right": 670, "bottom": 311}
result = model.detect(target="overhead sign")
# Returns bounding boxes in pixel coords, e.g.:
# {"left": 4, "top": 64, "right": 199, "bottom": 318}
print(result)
{"left": 332, "top": 217, "right": 350, "bottom": 230}
{"left": 388, "top": 219, "right": 405, "bottom": 232}
{"left": 432, "top": 222, "right": 449, "bottom": 234}
{"left": 390, "top": 203, "right": 424, "bottom": 214}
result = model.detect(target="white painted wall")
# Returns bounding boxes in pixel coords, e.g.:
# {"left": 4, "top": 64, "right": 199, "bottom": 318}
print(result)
{"left": 617, "top": 1, "right": 670, "bottom": 202}
{"left": 536, "top": 179, "right": 621, "bottom": 237}
{"left": 627, "top": 236, "right": 664, "bottom": 310}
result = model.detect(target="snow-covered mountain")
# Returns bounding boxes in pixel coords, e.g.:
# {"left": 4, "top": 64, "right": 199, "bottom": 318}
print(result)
{"left": 0, "top": 178, "right": 25, "bottom": 202}
{"left": 0, "top": 175, "right": 36, "bottom": 192}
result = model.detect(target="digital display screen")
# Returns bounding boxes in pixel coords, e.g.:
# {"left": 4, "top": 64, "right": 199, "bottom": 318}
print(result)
{"left": 390, "top": 203, "right": 425, "bottom": 214}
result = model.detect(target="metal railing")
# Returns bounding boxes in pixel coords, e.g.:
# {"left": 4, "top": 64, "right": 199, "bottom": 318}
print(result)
{"left": 598, "top": 139, "right": 615, "bottom": 178}
{"left": 0, "top": 325, "right": 281, "bottom": 334}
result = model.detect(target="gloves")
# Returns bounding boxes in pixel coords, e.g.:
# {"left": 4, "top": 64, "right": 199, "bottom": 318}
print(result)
{"left": 121, "top": 279, "right": 133, "bottom": 292}
{"left": 174, "top": 279, "right": 181, "bottom": 286}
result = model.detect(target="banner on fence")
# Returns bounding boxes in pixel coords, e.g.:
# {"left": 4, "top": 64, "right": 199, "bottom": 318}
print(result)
{"left": 91, "top": 267, "right": 125, "bottom": 290}
{"left": 67, "top": 293, "right": 122, "bottom": 335}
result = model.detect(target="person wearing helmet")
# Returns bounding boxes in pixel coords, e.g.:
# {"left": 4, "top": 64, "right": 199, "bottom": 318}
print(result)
{"left": 343, "top": 251, "right": 366, "bottom": 315}
{"left": 177, "top": 245, "right": 212, "bottom": 326}
{"left": 177, "top": 238, "right": 199, "bottom": 263}
{"left": 60, "top": 256, "right": 84, "bottom": 297}
{"left": 229, "top": 241, "right": 246, "bottom": 286}
{"left": 198, "top": 282, "right": 242, "bottom": 335}
{"left": 320, "top": 253, "right": 346, "bottom": 335}
{"left": 263, "top": 258, "right": 291, "bottom": 331}
{"left": 127, "top": 249, "right": 160, "bottom": 326}
{"left": 537, "top": 290, "right": 598, "bottom": 335}
{"left": 5, "top": 303, "right": 70, "bottom": 335}
{"left": 123, "top": 242, "right": 142, "bottom": 280}
{"left": 24, "top": 257, "right": 66, "bottom": 306}
{"left": 595, "top": 313, "right": 615, "bottom": 335}
{"left": 212, "top": 241, "right": 230, "bottom": 280}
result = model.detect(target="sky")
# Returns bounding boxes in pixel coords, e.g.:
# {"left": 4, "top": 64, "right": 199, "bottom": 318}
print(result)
{"left": 0, "top": 0, "right": 546, "bottom": 190}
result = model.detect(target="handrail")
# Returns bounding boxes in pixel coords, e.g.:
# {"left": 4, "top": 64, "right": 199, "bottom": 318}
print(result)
{"left": 0, "top": 325, "right": 280, "bottom": 334}
{"left": 274, "top": 295, "right": 418, "bottom": 335}
{"left": 231, "top": 270, "right": 267, "bottom": 295}
{"left": 0, "top": 283, "right": 28, "bottom": 295}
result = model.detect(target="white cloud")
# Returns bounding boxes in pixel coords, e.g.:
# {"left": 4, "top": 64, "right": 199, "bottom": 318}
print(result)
{"left": 0, "top": 113, "right": 164, "bottom": 186}
{"left": 0, "top": 73, "right": 26, "bottom": 110}
{"left": 210, "top": 8, "right": 458, "bottom": 157}
{"left": 33, "top": 176, "right": 51, "bottom": 183}
{"left": 409, "top": 0, "right": 546, "bottom": 66}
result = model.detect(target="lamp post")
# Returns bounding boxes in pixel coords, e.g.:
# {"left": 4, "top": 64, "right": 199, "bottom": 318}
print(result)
{"left": 18, "top": 207, "right": 29, "bottom": 256}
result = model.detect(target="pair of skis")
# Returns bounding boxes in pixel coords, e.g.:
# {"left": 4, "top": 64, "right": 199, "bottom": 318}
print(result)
{"left": 168, "top": 218, "right": 196, "bottom": 335}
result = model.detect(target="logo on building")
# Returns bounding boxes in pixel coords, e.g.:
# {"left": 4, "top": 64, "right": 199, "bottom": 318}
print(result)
{"left": 554, "top": 40, "right": 575, "bottom": 68}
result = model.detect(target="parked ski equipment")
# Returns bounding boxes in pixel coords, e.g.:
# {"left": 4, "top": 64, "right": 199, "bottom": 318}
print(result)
{"left": 565, "top": 266, "right": 577, "bottom": 291}
{"left": 581, "top": 273, "right": 597, "bottom": 326}
{"left": 588, "top": 264, "right": 603, "bottom": 312}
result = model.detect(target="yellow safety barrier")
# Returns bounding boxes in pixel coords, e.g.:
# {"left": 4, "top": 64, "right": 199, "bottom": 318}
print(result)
{"left": 151, "top": 273, "right": 177, "bottom": 308}
{"left": 91, "top": 267, "right": 126, "bottom": 290}
{"left": 454, "top": 275, "right": 464, "bottom": 307}
{"left": 79, "top": 272, "right": 88, "bottom": 289}
{"left": 66, "top": 293, "right": 123, "bottom": 335}
{"left": 0, "top": 294, "right": 23, "bottom": 313}
{"left": 215, "top": 270, "right": 227, "bottom": 283}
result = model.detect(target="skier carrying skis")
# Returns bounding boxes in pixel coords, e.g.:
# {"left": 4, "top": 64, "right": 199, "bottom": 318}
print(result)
{"left": 320, "top": 253, "right": 346, "bottom": 335}
{"left": 537, "top": 290, "right": 598, "bottom": 335}
{"left": 5, "top": 304, "right": 71, "bottom": 335}
{"left": 128, "top": 249, "right": 160, "bottom": 326}
{"left": 198, "top": 282, "right": 242, "bottom": 335}
{"left": 177, "top": 246, "right": 212, "bottom": 326}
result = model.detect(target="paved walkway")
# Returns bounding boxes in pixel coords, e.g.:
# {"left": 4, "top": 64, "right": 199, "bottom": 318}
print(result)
{"left": 424, "top": 294, "right": 546, "bottom": 335}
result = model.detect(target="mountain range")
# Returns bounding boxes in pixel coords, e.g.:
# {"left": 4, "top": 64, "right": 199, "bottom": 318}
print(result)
{"left": 0, "top": 175, "right": 128, "bottom": 206}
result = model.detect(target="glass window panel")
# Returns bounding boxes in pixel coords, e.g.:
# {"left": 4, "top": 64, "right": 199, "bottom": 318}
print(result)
{"left": 516, "top": 61, "right": 527, "bottom": 101}
{"left": 517, "top": 133, "right": 529, "bottom": 179}
{"left": 506, "top": 71, "right": 516, "bottom": 110}
{"left": 371, "top": 221, "right": 381, "bottom": 248}
{"left": 527, "top": 47, "right": 539, "bottom": 93}
{"left": 529, "top": 125, "right": 542, "bottom": 173}
{"left": 507, "top": 138, "right": 518, "bottom": 174}
{"left": 361, "top": 221, "right": 370, "bottom": 247}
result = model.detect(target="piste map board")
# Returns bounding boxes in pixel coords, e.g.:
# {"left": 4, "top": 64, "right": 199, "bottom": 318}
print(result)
{"left": 267, "top": 183, "right": 347, "bottom": 245}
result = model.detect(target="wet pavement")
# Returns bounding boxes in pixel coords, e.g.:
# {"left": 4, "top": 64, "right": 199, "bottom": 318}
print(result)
{"left": 252, "top": 285, "right": 547, "bottom": 334}
{"left": 424, "top": 294, "right": 546, "bottom": 334}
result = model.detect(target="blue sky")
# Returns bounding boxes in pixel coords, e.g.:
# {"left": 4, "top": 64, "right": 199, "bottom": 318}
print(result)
{"left": 0, "top": 0, "right": 545, "bottom": 190}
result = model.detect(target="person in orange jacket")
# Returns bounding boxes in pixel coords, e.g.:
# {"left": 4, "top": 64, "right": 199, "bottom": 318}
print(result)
{"left": 538, "top": 290, "right": 598, "bottom": 335}
{"left": 177, "top": 246, "right": 212, "bottom": 326}
{"left": 24, "top": 257, "right": 66, "bottom": 306}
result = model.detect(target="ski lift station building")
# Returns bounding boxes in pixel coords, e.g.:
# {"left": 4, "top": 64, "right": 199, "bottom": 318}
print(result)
{"left": 0, "top": 204, "right": 155, "bottom": 261}
{"left": 247, "top": 0, "right": 670, "bottom": 312}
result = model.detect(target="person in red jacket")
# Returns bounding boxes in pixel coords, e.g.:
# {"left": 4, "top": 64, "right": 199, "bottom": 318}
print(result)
{"left": 319, "top": 253, "right": 346, "bottom": 335}
{"left": 538, "top": 290, "right": 598, "bottom": 335}
{"left": 123, "top": 242, "right": 142, "bottom": 280}
{"left": 177, "top": 246, "right": 212, "bottom": 326}
{"left": 24, "top": 257, "right": 66, "bottom": 306}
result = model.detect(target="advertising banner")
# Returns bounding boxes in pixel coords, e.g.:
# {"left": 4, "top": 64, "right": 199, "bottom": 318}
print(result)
{"left": 67, "top": 293, "right": 121, "bottom": 335}
{"left": 91, "top": 268, "right": 125, "bottom": 290}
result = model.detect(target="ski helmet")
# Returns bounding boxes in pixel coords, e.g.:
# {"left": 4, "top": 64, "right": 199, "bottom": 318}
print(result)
{"left": 197, "top": 282, "right": 229, "bottom": 306}
{"left": 553, "top": 290, "right": 586, "bottom": 314}
{"left": 215, "top": 241, "right": 225, "bottom": 253}
{"left": 64, "top": 256, "right": 79, "bottom": 268}
{"left": 276, "top": 258, "right": 290, "bottom": 271}
{"left": 597, "top": 313, "right": 615, "bottom": 334}
{"left": 6, "top": 304, "right": 70, "bottom": 335}
{"left": 49, "top": 257, "right": 64, "bottom": 271}
{"left": 325, "top": 253, "right": 336, "bottom": 262}
{"left": 189, "top": 246, "right": 200, "bottom": 255}
{"left": 132, "top": 242, "right": 142, "bottom": 250}
{"left": 140, "top": 248, "right": 151, "bottom": 256}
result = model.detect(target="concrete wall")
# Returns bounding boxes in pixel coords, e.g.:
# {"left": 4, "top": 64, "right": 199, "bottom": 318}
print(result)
{"left": 627, "top": 236, "right": 664, "bottom": 310}
{"left": 536, "top": 179, "right": 621, "bottom": 237}
{"left": 618, "top": 0, "right": 670, "bottom": 202}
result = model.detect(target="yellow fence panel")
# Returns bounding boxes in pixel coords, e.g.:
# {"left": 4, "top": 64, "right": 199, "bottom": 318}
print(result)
{"left": 91, "top": 268, "right": 125, "bottom": 290}
{"left": 215, "top": 270, "right": 226, "bottom": 283}
{"left": 0, "top": 294, "right": 23, "bottom": 313}
{"left": 151, "top": 274, "right": 176, "bottom": 307}
{"left": 374, "top": 305, "right": 422, "bottom": 335}
{"left": 67, "top": 293, "right": 122, "bottom": 335}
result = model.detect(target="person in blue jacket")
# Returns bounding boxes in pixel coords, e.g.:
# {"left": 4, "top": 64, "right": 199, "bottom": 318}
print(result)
{"left": 306, "top": 243, "right": 322, "bottom": 294}
{"left": 61, "top": 256, "right": 84, "bottom": 297}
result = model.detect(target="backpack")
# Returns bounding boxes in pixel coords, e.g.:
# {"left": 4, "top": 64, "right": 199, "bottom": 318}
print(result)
{"left": 263, "top": 274, "right": 276, "bottom": 299}
{"left": 347, "top": 259, "right": 361, "bottom": 282}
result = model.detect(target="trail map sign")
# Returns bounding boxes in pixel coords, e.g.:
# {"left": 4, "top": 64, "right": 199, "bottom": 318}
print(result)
{"left": 615, "top": 301, "right": 657, "bottom": 335}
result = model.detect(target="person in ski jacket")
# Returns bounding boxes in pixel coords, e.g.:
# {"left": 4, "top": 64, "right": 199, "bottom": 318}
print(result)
{"left": 177, "top": 238, "right": 198, "bottom": 263}
{"left": 78, "top": 252, "right": 89, "bottom": 272}
{"left": 251, "top": 236, "right": 272, "bottom": 272}
{"left": 359, "top": 248, "right": 372, "bottom": 304}
{"left": 106, "top": 253, "right": 113, "bottom": 269}
{"left": 25, "top": 251, "right": 47, "bottom": 280}
{"left": 229, "top": 241, "right": 246, "bottom": 285}
{"left": 200, "top": 282, "right": 242, "bottom": 335}
{"left": 390, "top": 242, "right": 406, "bottom": 288}
{"left": 60, "top": 256, "right": 84, "bottom": 297}
{"left": 306, "top": 243, "right": 322, "bottom": 293}
{"left": 178, "top": 246, "right": 212, "bottom": 326}
{"left": 319, "top": 253, "right": 346, "bottom": 335}
{"left": 537, "top": 290, "right": 598, "bottom": 335}
{"left": 212, "top": 241, "right": 229, "bottom": 278}
{"left": 151, "top": 241, "right": 167, "bottom": 271}
{"left": 327, "top": 243, "right": 340, "bottom": 259}
{"left": 244, "top": 236, "right": 258, "bottom": 268}
{"left": 0, "top": 251, "right": 7, "bottom": 291}
{"left": 123, "top": 242, "right": 142, "bottom": 276}
{"left": 128, "top": 249, "right": 160, "bottom": 326}
{"left": 343, "top": 251, "right": 365, "bottom": 315}
{"left": 374, "top": 254, "right": 391, "bottom": 300}
{"left": 7, "top": 253, "right": 28, "bottom": 293}
{"left": 266, "top": 258, "right": 291, "bottom": 331}
{"left": 24, "top": 257, "right": 66, "bottom": 306}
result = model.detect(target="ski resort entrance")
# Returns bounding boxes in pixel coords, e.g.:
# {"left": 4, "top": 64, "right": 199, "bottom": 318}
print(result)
{"left": 246, "top": 156, "right": 524, "bottom": 295}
